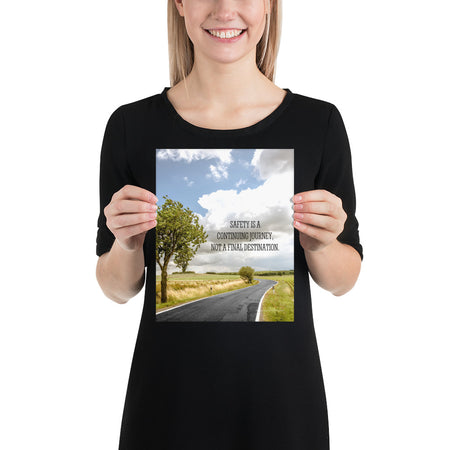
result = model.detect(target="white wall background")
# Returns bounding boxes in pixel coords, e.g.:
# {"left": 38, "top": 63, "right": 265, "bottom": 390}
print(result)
{"left": 1, "top": 1, "right": 448, "bottom": 449}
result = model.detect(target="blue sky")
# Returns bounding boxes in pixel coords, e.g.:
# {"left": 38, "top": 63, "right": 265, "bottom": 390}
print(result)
{"left": 156, "top": 149, "right": 262, "bottom": 215}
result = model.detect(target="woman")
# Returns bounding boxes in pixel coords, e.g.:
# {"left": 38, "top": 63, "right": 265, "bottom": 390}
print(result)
{"left": 96, "top": 1, "right": 363, "bottom": 448}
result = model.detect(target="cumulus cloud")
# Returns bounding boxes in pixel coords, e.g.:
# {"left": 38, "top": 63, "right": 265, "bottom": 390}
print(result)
{"left": 183, "top": 176, "right": 194, "bottom": 187}
{"left": 206, "top": 161, "right": 229, "bottom": 181}
{"left": 157, "top": 148, "right": 233, "bottom": 164}
{"left": 251, "top": 148, "right": 293, "bottom": 180}
{"left": 188, "top": 167, "right": 294, "bottom": 272}
{"left": 196, "top": 171, "right": 293, "bottom": 233}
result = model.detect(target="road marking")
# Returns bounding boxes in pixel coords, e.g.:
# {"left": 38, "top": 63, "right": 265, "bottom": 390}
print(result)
{"left": 255, "top": 280, "right": 278, "bottom": 322}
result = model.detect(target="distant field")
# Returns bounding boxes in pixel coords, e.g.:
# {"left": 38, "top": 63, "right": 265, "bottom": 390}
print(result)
{"left": 156, "top": 273, "right": 243, "bottom": 282}
{"left": 255, "top": 274, "right": 294, "bottom": 322}
{"left": 156, "top": 273, "right": 257, "bottom": 310}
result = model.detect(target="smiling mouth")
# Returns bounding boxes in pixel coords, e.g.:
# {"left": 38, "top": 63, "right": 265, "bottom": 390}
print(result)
{"left": 204, "top": 28, "right": 247, "bottom": 38}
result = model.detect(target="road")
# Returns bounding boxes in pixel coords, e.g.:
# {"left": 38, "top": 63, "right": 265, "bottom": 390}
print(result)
{"left": 155, "top": 278, "right": 277, "bottom": 322}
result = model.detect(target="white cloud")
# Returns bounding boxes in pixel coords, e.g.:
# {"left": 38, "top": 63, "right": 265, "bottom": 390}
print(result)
{"left": 157, "top": 149, "right": 233, "bottom": 164}
{"left": 206, "top": 161, "right": 229, "bottom": 181}
{"left": 197, "top": 172, "right": 293, "bottom": 232}
{"left": 189, "top": 164, "right": 294, "bottom": 272}
{"left": 235, "top": 178, "right": 246, "bottom": 187}
{"left": 251, "top": 149, "right": 294, "bottom": 180}
{"left": 183, "top": 176, "right": 194, "bottom": 187}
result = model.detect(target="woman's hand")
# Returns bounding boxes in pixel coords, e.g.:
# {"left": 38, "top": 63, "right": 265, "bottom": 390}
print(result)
{"left": 104, "top": 184, "right": 158, "bottom": 252}
{"left": 292, "top": 189, "right": 347, "bottom": 253}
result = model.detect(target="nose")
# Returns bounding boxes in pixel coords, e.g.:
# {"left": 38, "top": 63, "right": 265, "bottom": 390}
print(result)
{"left": 210, "top": 0, "right": 239, "bottom": 22}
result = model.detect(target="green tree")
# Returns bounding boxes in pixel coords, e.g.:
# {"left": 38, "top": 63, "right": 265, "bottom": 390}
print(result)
{"left": 156, "top": 195, "right": 208, "bottom": 303}
{"left": 174, "top": 248, "right": 194, "bottom": 273}
{"left": 239, "top": 266, "right": 255, "bottom": 284}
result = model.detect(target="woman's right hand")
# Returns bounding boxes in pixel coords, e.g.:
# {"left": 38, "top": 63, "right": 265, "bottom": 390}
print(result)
{"left": 104, "top": 184, "right": 158, "bottom": 252}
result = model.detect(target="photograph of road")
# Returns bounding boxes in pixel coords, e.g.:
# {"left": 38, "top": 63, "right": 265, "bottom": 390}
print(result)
{"left": 155, "top": 148, "right": 294, "bottom": 322}
{"left": 156, "top": 278, "right": 277, "bottom": 322}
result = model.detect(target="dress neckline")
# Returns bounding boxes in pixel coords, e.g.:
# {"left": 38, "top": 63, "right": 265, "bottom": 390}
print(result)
{"left": 160, "top": 86, "right": 293, "bottom": 137}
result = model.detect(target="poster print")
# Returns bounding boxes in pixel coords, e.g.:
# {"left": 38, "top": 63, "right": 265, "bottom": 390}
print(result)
{"left": 155, "top": 149, "right": 294, "bottom": 322}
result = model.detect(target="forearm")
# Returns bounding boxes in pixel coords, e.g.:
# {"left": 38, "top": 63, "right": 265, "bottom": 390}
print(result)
{"left": 96, "top": 239, "right": 145, "bottom": 304}
{"left": 304, "top": 239, "right": 361, "bottom": 296}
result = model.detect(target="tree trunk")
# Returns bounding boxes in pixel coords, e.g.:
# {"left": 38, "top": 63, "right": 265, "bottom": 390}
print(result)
{"left": 161, "top": 265, "right": 168, "bottom": 303}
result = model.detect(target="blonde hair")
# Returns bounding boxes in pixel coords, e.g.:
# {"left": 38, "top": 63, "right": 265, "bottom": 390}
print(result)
{"left": 167, "top": 0, "right": 282, "bottom": 87}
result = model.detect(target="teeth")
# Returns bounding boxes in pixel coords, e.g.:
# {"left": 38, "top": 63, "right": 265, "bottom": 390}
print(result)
{"left": 207, "top": 29, "right": 243, "bottom": 39}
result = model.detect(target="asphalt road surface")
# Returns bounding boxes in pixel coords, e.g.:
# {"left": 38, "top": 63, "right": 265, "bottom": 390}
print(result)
{"left": 156, "top": 278, "right": 277, "bottom": 322}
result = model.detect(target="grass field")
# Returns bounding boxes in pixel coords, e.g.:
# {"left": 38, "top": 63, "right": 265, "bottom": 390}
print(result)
{"left": 156, "top": 273, "right": 257, "bottom": 310}
{"left": 255, "top": 274, "right": 294, "bottom": 322}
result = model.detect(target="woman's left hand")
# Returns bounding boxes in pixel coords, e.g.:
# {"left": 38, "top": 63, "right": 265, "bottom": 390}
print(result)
{"left": 292, "top": 189, "right": 347, "bottom": 253}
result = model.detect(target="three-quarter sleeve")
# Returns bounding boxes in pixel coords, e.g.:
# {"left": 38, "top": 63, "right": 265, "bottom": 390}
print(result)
{"left": 314, "top": 104, "right": 363, "bottom": 261}
{"left": 96, "top": 106, "right": 136, "bottom": 258}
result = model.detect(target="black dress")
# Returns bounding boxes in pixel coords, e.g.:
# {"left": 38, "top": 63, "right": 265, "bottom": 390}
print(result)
{"left": 96, "top": 86, "right": 363, "bottom": 449}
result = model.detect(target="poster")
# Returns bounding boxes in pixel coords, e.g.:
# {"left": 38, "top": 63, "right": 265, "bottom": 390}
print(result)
{"left": 155, "top": 148, "right": 294, "bottom": 322}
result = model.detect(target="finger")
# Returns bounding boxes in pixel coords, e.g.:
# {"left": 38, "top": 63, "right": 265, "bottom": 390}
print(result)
{"left": 293, "top": 212, "right": 338, "bottom": 232}
{"left": 113, "top": 184, "right": 158, "bottom": 203}
{"left": 112, "top": 199, "right": 158, "bottom": 215}
{"left": 293, "top": 201, "right": 339, "bottom": 218}
{"left": 292, "top": 189, "right": 337, "bottom": 205}
{"left": 115, "top": 220, "right": 157, "bottom": 241}
{"left": 110, "top": 212, "right": 157, "bottom": 229}
{"left": 293, "top": 219, "right": 335, "bottom": 240}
